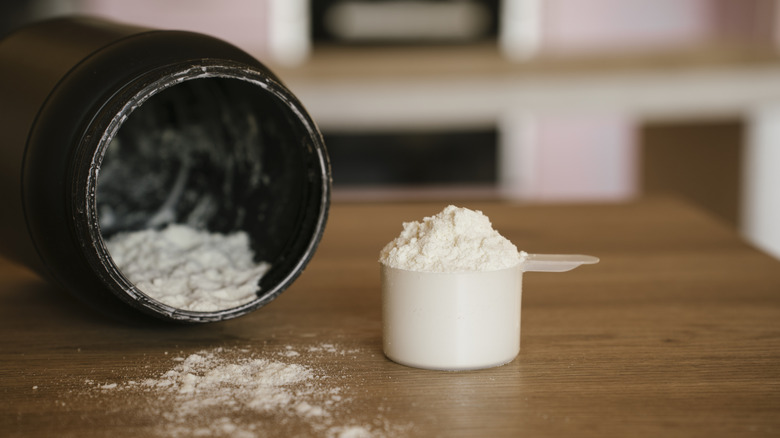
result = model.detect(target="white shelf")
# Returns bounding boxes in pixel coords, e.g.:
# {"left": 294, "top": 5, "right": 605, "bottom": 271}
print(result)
{"left": 272, "top": 46, "right": 780, "bottom": 258}
{"left": 273, "top": 46, "right": 780, "bottom": 129}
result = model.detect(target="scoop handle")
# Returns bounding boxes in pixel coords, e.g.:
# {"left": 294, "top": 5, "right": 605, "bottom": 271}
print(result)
{"left": 521, "top": 253, "right": 599, "bottom": 273}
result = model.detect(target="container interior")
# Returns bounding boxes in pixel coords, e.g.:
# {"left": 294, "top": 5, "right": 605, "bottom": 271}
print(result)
{"left": 95, "top": 76, "right": 326, "bottom": 307}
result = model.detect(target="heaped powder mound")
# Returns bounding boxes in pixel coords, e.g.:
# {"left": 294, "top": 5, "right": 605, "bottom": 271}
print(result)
{"left": 105, "top": 224, "right": 270, "bottom": 311}
{"left": 379, "top": 205, "right": 526, "bottom": 273}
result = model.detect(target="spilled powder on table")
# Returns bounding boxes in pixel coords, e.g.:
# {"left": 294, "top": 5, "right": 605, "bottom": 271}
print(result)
{"left": 81, "top": 344, "right": 403, "bottom": 438}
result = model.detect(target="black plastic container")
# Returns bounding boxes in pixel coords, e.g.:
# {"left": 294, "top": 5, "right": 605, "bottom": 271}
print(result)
{"left": 0, "top": 16, "right": 331, "bottom": 323}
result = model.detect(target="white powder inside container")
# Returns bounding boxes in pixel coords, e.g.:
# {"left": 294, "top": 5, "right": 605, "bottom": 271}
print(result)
{"left": 104, "top": 224, "right": 270, "bottom": 311}
{"left": 379, "top": 205, "right": 526, "bottom": 272}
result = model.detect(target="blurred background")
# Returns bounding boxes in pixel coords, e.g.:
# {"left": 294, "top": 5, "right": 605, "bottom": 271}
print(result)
{"left": 3, "top": 0, "right": 780, "bottom": 258}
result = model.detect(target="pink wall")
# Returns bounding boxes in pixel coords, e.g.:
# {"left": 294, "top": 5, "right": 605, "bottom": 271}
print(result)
{"left": 80, "top": 0, "right": 270, "bottom": 57}
{"left": 532, "top": 114, "right": 637, "bottom": 201}
{"left": 540, "top": 0, "right": 738, "bottom": 55}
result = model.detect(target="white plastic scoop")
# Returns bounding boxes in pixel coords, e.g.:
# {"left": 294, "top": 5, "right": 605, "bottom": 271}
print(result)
{"left": 381, "top": 253, "right": 599, "bottom": 371}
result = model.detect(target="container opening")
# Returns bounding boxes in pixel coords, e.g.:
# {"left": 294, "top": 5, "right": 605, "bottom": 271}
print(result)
{"left": 95, "top": 75, "right": 324, "bottom": 313}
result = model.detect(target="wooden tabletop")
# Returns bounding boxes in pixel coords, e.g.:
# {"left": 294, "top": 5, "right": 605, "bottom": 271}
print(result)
{"left": 1, "top": 197, "right": 779, "bottom": 437}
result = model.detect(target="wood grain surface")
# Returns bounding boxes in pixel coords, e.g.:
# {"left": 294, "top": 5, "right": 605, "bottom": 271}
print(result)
{"left": 1, "top": 198, "right": 778, "bottom": 437}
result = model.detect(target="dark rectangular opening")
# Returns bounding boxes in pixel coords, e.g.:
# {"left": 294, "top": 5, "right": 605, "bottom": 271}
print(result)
{"left": 324, "top": 128, "right": 498, "bottom": 188}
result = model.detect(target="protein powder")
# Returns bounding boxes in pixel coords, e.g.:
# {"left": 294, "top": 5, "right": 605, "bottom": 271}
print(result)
{"left": 105, "top": 224, "right": 271, "bottom": 312}
{"left": 379, "top": 205, "right": 526, "bottom": 272}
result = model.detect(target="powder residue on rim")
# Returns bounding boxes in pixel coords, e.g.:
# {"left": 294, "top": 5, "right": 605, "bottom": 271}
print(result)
{"left": 379, "top": 205, "right": 525, "bottom": 272}
{"left": 104, "top": 224, "right": 270, "bottom": 311}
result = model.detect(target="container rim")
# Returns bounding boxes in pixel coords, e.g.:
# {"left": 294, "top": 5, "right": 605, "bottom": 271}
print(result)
{"left": 73, "top": 60, "right": 331, "bottom": 323}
